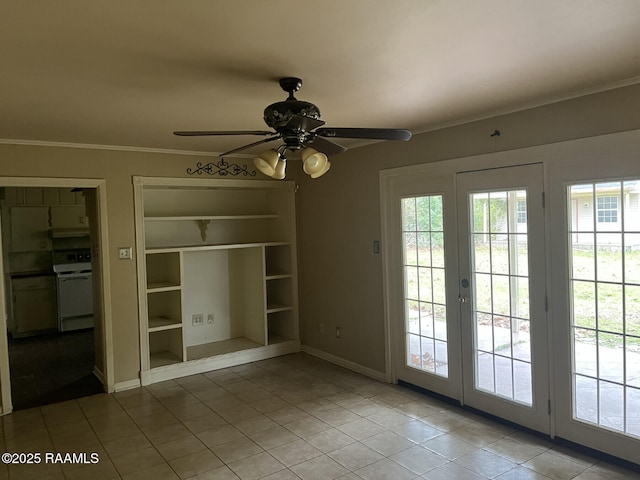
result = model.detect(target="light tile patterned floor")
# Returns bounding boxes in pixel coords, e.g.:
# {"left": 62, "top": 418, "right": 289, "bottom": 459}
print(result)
{"left": 1, "top": 353, "right": 639, "bottom": 479}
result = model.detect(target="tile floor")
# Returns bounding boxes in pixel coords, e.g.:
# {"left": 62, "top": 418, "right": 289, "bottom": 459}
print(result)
{"left": 1, "top": 353, "right": 639, "bottom": 480}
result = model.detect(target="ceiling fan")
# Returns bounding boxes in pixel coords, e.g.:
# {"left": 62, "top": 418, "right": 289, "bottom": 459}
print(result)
{"left": 174, "top": 77, "right": 412, "bottom": 179}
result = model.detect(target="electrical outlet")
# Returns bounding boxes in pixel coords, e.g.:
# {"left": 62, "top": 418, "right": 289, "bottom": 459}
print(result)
{"left": 207, "top": 314, "right": 214, "bottom": 324}
{"left": 336, "top": 326, "right": 341, "bottom": 338}
{"left": 118, "top": 247, "right": 132, "bottom": 260}
{"left": 192, "top": 314, "right": 204, "bottom": 326}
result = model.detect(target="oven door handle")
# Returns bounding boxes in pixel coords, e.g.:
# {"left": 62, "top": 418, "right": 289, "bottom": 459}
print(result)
{"left": 59, "top": 276, "right": 91, "bottom": 281}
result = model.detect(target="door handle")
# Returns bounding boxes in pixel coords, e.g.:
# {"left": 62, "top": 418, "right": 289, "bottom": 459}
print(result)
{"left": 458, "top": 295, "right": 469, "bottom": 304}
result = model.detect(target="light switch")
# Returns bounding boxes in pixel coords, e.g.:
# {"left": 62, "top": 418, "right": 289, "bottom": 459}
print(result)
{"left": 118, "top": 247, "right": 132, "bottom": 260}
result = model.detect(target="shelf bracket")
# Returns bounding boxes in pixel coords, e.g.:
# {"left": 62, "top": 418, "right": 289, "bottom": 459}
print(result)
{"left": 196, "top": 220, "right": 210, "bottom": 242}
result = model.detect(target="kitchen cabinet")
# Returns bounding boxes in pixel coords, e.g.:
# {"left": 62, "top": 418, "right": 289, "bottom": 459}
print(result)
{"left": 134, "top": 176, "right": 299, "bottom": 385}
{"left": 11, "top": 275, "right": 58, "bottom": 336}
{"left": 4, "top": 187, "right": 85, "bottom": 206}
{"left": 10, "top": 207, "right": 52, "bottom": 252}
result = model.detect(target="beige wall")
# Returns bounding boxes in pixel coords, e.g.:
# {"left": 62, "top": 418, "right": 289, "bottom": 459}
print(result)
{"left": 296, "top": 83, "right": 640, "bottom": 374}
{"left": 1, "top": 82, "right": 639, "bottom": 385}
{"left": 0, "top": 147, "right": 264, "bottom": 385}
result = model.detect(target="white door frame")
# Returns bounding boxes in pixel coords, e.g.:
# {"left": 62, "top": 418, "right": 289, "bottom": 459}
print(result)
{"left": 380, "top": 167, "right": 461, "bottom": 399}
{"left": 381, "top": 129, "right": 640, "bottom": 462}
{"left": 456, "top": 163, "right": 550, "bottom": 434}
{"left": 548, "top": 151, "right": 640, "bottom": 464}
{"left": 0, "top": 177, "right": 114, "bottom": 414}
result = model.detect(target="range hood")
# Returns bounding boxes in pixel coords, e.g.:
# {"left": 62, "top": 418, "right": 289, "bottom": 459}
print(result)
{"left": 51, "top": 228, "right": 90, "bottom": 238}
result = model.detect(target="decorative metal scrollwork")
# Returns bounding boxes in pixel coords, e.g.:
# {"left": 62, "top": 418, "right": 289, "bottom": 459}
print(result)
{"left": 187, "top": 158, "right": 256, "bottom": 177}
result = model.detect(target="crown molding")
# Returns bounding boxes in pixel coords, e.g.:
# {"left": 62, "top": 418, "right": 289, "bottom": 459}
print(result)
{"left": 0, "top": 139, "right": 254, "bottom": 158}
{"left": 412, "top": 76, "right": 640, "bottom": 136}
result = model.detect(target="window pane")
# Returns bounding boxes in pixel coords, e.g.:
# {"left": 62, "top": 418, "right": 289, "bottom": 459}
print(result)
{"left": 598, "top": 283, "right": 623, "bottom": 333}
{"left": 574, "top": 328, "right": 597, "bottom": 377}
{"left": 595, "top": 182, "right": 621, "bottom": 230}
{"left": 572, "top": 281, "right": 596, "bottom": 328}
{"left": 599, "top": 381, "right": 624, "bottom": 432}
{"left": 596, "top": 234, "right": 622, "bottom": 282}
{"left": 416, "top": 233, "right": 430, "bottom": 266}
{"left": 570, "top": 184, "right": 594, "bottom": 233}
{"left": 402, "top": 195, "right": 448, "bottom": 378}
{"left": 598, "top": 333, "right": 624, "bottom": 383}
{"left": 625, "top": 234, "right": 640, "bottom": 284}
{"left": 626, "top": 285, "right": 640, "bottom": 336}
{"left": 572, "top": 245, "right": 595, "bottom": 281}
{"left": 513, "top": 360, "right": 532, "bottom": 405}
{"left": 416, "top": 196, "right": 431, "bottom": 231}
{"left": 402, "top": 198, "right": 416, "bottom": 231}
{"left": 404, "top": 233, "right": 418, "bottom": 266}
{"left": 471, "top": 189, "right": 532, "bottom": 406}
{"left": 627, "top": 387, "right": 640, "bottom": 437}
{"left": 575, "top": 375, "right": 598, "bottom": 424}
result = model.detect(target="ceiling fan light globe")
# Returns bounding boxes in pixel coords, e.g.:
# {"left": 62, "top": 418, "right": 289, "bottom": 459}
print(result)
{"left": 272, "top": 159, "right": 287, "bottom": 180}
{"left": 302, "top": 148, "right": 328, "bottom": 175}
{"left": 310, "top": 160, "right": 331, "bottom": 179}
{"left": 253, "top": 149, "right": 280, "bottom": 177}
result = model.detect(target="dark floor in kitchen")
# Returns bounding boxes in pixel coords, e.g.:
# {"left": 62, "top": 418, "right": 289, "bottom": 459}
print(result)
{"left": 8, "top": 328, "right": 104, "bottom": 410}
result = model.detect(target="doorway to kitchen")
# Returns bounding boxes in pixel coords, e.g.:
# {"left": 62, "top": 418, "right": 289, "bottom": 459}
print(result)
{"left": 0, "top": 177, "right": 113, "bottom": 413}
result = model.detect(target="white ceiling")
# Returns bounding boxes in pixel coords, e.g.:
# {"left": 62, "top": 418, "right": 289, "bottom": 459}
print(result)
{"left": 2, "top": 0, "right": 640, "bottom": 157}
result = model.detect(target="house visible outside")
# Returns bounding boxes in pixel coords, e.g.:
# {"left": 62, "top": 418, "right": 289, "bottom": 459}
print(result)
{"left": 570, "top": 181, "right": 640, "bottom": 248}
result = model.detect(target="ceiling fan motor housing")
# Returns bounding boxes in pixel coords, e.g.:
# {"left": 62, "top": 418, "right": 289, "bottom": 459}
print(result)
{"left": 263, "top": 99, "right": 321, "bottom": 130}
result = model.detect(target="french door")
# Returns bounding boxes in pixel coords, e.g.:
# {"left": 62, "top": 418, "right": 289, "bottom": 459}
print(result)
{"left": 383, "top": 131, "right": 640, "bottom": 463}
{"left": 385, "top": 171, "right": 462, "bottom": 400}
{"left": 549, "top": 153, "right": 640, "bottom": 463}
{"left": 386, "top": 164, "right": 549, "bottom": 432}
{"left": 456, "top": 164, "right": 550, "bottom": 433}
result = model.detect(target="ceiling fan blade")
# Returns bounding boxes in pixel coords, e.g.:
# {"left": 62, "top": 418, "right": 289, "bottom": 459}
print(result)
{"left": 309, "top": 136, "right": 348, "bottom": 156}
{"left": 315, "top": 127, "right": 412, "bottom": 141}
{"left": 174, "top": 130, "right": 275, "bottom": 136}
{"left": 284, "top": 114, "right": 325, "bottom": 132}
{"left": 220, "top": 135, "right": 282, "bottom": 156}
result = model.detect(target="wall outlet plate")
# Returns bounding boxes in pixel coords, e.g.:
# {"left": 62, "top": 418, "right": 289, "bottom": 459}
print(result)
{"left": 207, "top": 314, "right": 214, "bottom": 324}
{"left": 192, "top": 314, "right": 204, "bottom": 326}
{"left": 118, "top": 247, "right": 132, "bottom": 260}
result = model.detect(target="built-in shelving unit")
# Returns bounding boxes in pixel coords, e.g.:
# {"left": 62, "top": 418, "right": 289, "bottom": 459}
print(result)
{"left": 134, "top": 177, "right": 299, "bottom": 385}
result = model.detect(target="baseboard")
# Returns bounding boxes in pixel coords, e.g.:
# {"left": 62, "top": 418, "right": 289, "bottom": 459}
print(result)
{"left": 92, "top": 366, "right": 105, "bottom": 386}
{"left": 114, "top": 378, "right": 141, "bottom": 392}
{"left": 301, "top": 345, "right": 389, "bottom": 383}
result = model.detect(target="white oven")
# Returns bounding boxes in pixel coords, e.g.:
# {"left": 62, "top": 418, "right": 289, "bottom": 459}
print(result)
{"left": 53, "top": 261, "right": 94, "bottom": 332}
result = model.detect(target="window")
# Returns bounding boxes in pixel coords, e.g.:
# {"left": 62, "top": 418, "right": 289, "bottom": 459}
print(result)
{"left": 597, "top": 196, "right": 618, "bottom": 223}
{"left": 401, "top": 195, "right": 448, "bottom": 377}
{"left": 569, "top": 180, "right": 640, "bottom": 438}
{"left": 516, "top": 200, "right": 527, "bottom": 224}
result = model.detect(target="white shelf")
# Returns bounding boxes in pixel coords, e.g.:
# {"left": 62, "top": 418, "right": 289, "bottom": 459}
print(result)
{"left": 135, "top": 177, "right": 298, "bottom": 382}
{"left": 144, "top": 214, "right": 278, "bottom": 221}
{"left": 148, "top": 316, "right": 182, "bottom": 332}
{"left": 150, "top": 351, "right": 183, "bottom": 368}
{"left": 187, "top": 337, "right": 263, "bottom": 360}
{"left": 267, "top": 304, "right": 293, "bottom": 314}
{"left": 268, "top": 334, "right": 295, "bottom": 345}
{"left": 145, "top": 241, "right": 290, "bottom": 254}
{"left": 266, "top": 273, "right": 292, "bottom": 280}
{"left": 147, "top": 283, "right": 181, "bottom": 292}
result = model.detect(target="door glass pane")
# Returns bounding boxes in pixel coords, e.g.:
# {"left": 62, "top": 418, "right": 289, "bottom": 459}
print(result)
{"left": 568, "top": 180, "right": 640, "bottom": 439}
{"left": 402, "top": 195, "right": 447, "bottom": 377}
{"left": 470, "top": 190, "right": 532, "bottom": 405}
